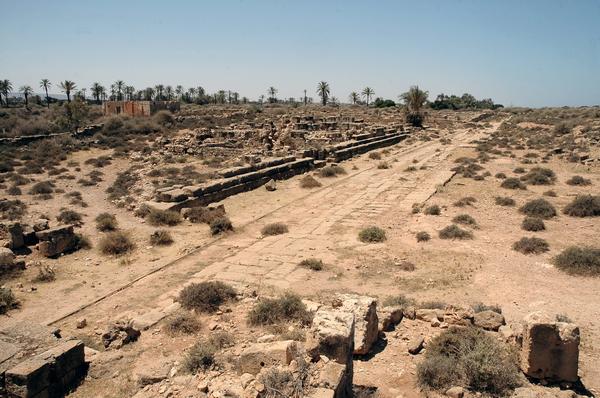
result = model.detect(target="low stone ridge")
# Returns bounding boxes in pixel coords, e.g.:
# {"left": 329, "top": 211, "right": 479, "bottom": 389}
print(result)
{"left": 35, "top": 225, "right": 78, "bottom": 258}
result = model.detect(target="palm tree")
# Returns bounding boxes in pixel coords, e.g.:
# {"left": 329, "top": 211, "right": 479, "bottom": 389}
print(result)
{"left": 197, "top": 86, "right": 205, "bottom": 99}
{"left": 316, "top": 81, "right": 330, "bottom": 106}
{"left": 144, "top": 87, "right": 155, "bottom": 101}
{"left": 154, "top": 84, "right": 164, "bottom": 100}
{"left": 59, "top": 80, "right": 76, "bottom": 102}
{"left": 175, "top": 85, "right": 183, "bottom": 100}
{"left": 20, "top": 85, "right": 33, "bottom": 108}
{"left": 1, "top": 79, "right": 13, "bottom": 107}
{"left": 303, "top": 89, "right": 307, "bottom": 106}
{"left": 113, "top": 80, "right": 125, "bottom": 101}
{"left": 362, "top": 87, "right": 375, "bottom": 106}
{"left": 400, "top": 85, "right": 429, "bottom": 127}
{"left": 125, "top": 86, "right": 135, "bottom": 100}
{"left": 187, "top": 87, "right": 197, "bottom": 102}
{"left": 349, "top": 92, "right": 359, "bottom": 105}
{"left": 165, "top": 85, "right": 173, "bottom": 101}
{"left": 40, "top": 79, "right": 51, "bottom": 108}
{"left": 90, "top": 83, "right": 104, "bottom": 104}
{"left": 267, "top": 86, "right": 277, "bottom": 103}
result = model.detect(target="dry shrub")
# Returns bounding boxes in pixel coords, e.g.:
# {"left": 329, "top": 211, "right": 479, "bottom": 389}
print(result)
{"left": 368, "top": 152, "right": 382, "bottom": 160}
{"left": 210, "top": 216, "right": 233, "bottom": 235}
{"left": 377, "top": 161, "right": 390, "bottom": 169}
{"left": 520, "top": 167, "right": 556, "bottom": 185}
{"left": 495, "top": 172, "right": 507, "bottom": 179}
{"left": 521, "top": 216, "right": 545, "bottom": 231}
{"left": 183, "top": 340, "right": 216, "bottom": 373}
{"left": 566, "top": 175, "right": 591, "bottom": 186}
{"left": 319, "top": 165, "right": 346, "bottom": 177}
{"left": 416, "top": 231, "right": 431, "bottom": 242}
{"left": 405, "top": 166, "right": 417, "bottom": 172}
{"left": 0, "top": 287, "right": 19, "bottom": 315}
{"left": 454, "top": 196, "right": 476, "bottom": 207}
{"left": 178, "top": 281, "right": 236, "bottom": 313}
{"left": 95, "top": 212, "right": 117, "bottom": 231}
{"left": 150, "top": 229, "right": 173, "bottom": 245}
{"left": 99, "top": 231, "right": 135, "bottom": 255}
{"left": 512, "top": 237, "right": 549, "bottom": 254}
{"left": 452, "top": 214, "right": 477, "bottom": 228}
{"left": 553, "top": 246, "right": 600, "bottom": 276}
{"left": 563, "top": 195, "right": 600, "bottom": 217}
{"left": 259, "top": 367, "right": 295, "bottom": 398}
{"left": 84, "top": 156, "right": 111, "bottom": 168}
{"left": 439, "top": 225, "right": 473, "bottom": 240}
{"left": 7, "top": 186, "right": 21, "bottom": 196}
{"left": 495, "top": 196, "right": 515, "bottom": 206}
{"left": 57, "top": 208, "right": 83, "bottom": 225}
{"left": 424, "top": 204, "right": 441, "bottom": 215}
{"left": 543, "top": 190, "right": 557, "bottom": 197}
{"left": 383, "top": 294, "right": 416, "bottom": 308}
{"left": 417, "top": 327, "right": 520, "bottom": 395}
{"left": 513, "top": 167, "right": 526, "bottom": 174}
{"left": 248, "top": 292, "right": 311, "bottom": 326}
{"left": 519, "top": 198, "right": 556, "bottom": 219}
{"left": 29, "top": 181, "right": 54, "bottom": 195}
{"left": 0, "top": 199, "right": 27, "bottom": 220}
{"left": 33, "top": 264, "right": 56, "bottom": 283}
{"left": 299, "top": 175, "right": 322, "bottom": 188}
{"left": 187, "top": 206, "right": 225, "bottom": 224}
{"left": 262, "top": 222, "right": 288, "bottom": 236}
{"left": 146, "top": 208, "right": 182, "bottom": 226}
{"left": 164, "top": 312, "right": 201, "bottom": 335}
{"left": 471, "top": 302, "right": 502, "bottom": 314}
{"left": 501, "top": 178, "right": 526, "bottom": 190}
{"left": 358, "top": 226, "right": 386, "bottom": 243}
{"left": 299, "top": 258, "right": 323, "bottom": 271}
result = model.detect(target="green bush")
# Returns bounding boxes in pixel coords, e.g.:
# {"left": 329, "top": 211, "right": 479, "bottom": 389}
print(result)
{"left": 98, "top": 231, "right": 134, "bottom": 255}
{"left": 553, "top": 246, "right": 600, "bottom": 276}
{"left": 178, "top": 281, "right": 236, "bottom": 313}
{"left": 519, "top": 198, "right": 556, "bottom": 219}
{"left": 247, "top": 292, "right": 311, "bottom": 326}
{"left": 512, "top": 237, "right": 549, "bottom": 254}
{"left": 95, "top": 212, "right": 117, "bottom": 231}
{"left": 146, "top": 209, "right": 182, "bottom": 226}
{"left": 417, "top": 327, "right": 520, "bottom": 395}
{"left": 563, "top": 195, "right": 600, "bottom": 217}
{"left": 439, "top": 225, "right": 473, "bottom": 240}
{"left": 261, "top": 222, "right": 288, "bottom": 236}
{"left": 299, "top": 258, "right": 323, "bottom": 271}
{"left": 358, "top": 226, "right": 386, "bottom": 243}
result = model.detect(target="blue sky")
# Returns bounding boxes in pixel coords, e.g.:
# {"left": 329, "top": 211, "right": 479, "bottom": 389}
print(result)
{"left": 1, "top": 0, "right": 599, "bottom": 107}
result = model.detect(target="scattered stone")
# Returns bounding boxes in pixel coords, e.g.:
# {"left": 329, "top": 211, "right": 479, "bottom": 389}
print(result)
{"left": 446, "top": 386, "right": 465, "bottom": 398}
{"left": 36, "top": 225, "right": 78, "bottom": 257}
{"left": 473, "top": 310, "right": 505, "bottom": 331}
{"left": 416, "top": 309, "right": 444, "bottom": 323}
{"left": 240, "top": 373, "right": 254, "bottom": 389}
{"left": 102, "top": 319, "right": 141, "bottom": 349}
{"left": 76, "top": 318, "right": 87, "bottom": 329}
{"left": 239, "top": 340, "right": 300, "bottom": 375}
{"left": 379, "top": 306, "right": 404, "bottom": 332}
{"left": 337, "top": 293, "right": 378, "bottom": 355}
{"left": 265, "top": 179, "right": 277, "bottom": 191}
{"left": 408, "top": 337, "right": 424, "bottom": 355}
{"left": 520, "top": 311, "right": 579, "bottom": 382}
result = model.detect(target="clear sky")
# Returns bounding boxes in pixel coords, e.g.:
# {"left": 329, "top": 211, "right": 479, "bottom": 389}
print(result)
{"left": 1, "top": 0, "right": 599, "bottom": 107}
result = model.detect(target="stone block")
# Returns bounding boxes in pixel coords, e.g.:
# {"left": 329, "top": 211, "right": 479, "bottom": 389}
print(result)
{"left": 239, "top": 340, "right": 300, "bottom": 375}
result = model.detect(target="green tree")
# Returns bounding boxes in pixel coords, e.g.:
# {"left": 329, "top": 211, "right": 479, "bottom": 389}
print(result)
{"left": 125, "top": 85, "right": 135, "bottom": 100}
{"left": 0, "top": 79, "right": 13, "bottom": 107}
{"left": 175, "top": 85, "right": 183, "bottom": 100}
{"left": 40, "top": 79, "right": 51, "bottom": 108}
{"left": 349, "top": 91, "right": 359, "bottom": 104}
{"left": 144, "top": 87, "right": 155, "bottom": 101}
{"left": 362, "top": 87, "right": 375, "bottom": 106}
{"left": 90, "top": 83, "right": 104, "bottom": 104}
{"left": 113, "top": 80, "right": 125, "bottom": 100}
{"left": 20, "top": 85, "right": 33, "bottom": 108}
{"left": 165, "top": 85, "right": 173, "bottom": 100}
{"left": 316, "top": 81, "right": 330, "bottom": 106}
{"left": 59, "top": 80, "right": 76, "bottom": 102}
{"left": 267, "top": 86, "right": 277, "bottom": 103}
{"left": 154, "top": 84, "right": 164, "bottom": 100}
{"left": 400, "top": 85, "right": 429, "bottom": 127}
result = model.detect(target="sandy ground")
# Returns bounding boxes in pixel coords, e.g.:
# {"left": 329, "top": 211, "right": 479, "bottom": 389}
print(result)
{"left": 3, "top": 117, "right": 599, "bottom": 397}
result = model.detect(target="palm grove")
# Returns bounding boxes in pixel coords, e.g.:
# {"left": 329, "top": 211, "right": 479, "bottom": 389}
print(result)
{"left": 0, "top": 78, "right": 501, "bottom": 128}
